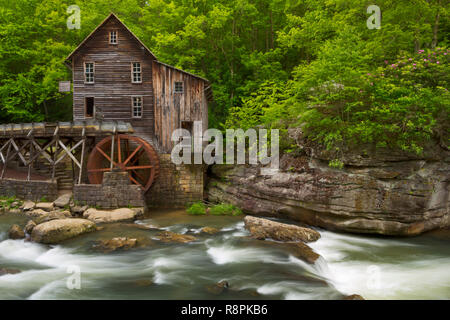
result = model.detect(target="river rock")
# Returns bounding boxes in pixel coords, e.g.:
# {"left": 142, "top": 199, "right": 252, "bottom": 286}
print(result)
{"left": 54, "top": 193, "right": 72, "bottom": 208}
{"left": 25, "top": 220, "right": 37, "bottom": 234}
{"left": 205, "top": 281, "right": 229, "bottom": 295}
{"left": 134, "top": 279, "right": 154, "bottom": 287}
{"left": 284, "top": 242, "right": 321, "bottom": 264}
{"left": 201, "top": 227, "right": 220, "bottom": 234}
{"left": 344, "top": 294, "right": 365, "bottom": 300}
{"left": 0, "top": 268, "right": 21, "bottom": 276}
{"left": 21, "top": 201, "right": 35, "bottom": 211}
{"left": 10, "top": 201, "right": 20, "bottom": 208}
{"left": 244, "top": 216, "right": 320, "bottom": 242}
{"left": 33, "top": 210, "right": 73, "bottom": 224}
{"left": 93, "top": 237, "right": 138, "bottom": 253}
{"left": 156, "top": 231, "right": 197, "bottom": 243}
{"left": 83, "top": 208, "right": 140, "bottom": 223}
{"left": 31, "top": 218, "right": 97, "bottom": 244}
{"left": 27, "top": 209, "right": 48, "bottom": 218}
{"left": 207, "top": 145, "right": 450, "bottom": 236}
{"left": 35, "top": 202, "right": 54, "bottom": 212}
{"left": 8, "top": 224, "right": 25, "bottom": 239}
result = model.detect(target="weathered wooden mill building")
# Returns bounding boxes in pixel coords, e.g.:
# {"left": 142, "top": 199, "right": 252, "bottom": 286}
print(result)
{"left": 0, "top": 13, "right": 211, "bottom": 208}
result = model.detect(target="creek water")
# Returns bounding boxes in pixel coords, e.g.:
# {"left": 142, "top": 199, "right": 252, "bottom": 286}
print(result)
{"left": 0, "top": 209, "right": 449, "bottom": 300}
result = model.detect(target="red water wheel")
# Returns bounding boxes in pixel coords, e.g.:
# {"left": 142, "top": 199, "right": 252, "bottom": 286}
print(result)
{"left": 87, "top": 134, "right": 160, "bottom": 192}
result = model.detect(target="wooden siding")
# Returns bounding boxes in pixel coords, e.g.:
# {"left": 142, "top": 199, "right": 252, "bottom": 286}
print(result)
{"left": 72, "top": 16, "right": 154, "bottom": 137}
{"left": 152, "top": 61, "right": 208, "bottom": 153}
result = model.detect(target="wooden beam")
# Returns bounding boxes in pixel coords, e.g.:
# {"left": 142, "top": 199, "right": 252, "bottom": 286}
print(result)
{"left": 78, "top": 127, "right": 86, "bottom": 185}
{"left": 1, "top": 142, "right": 11, "bottom": 179}
{"left": 58, "top": 140, "right": 81, "bottom": 168}
{"left": 55, "top": 139, "right": 84, "bottom": 166}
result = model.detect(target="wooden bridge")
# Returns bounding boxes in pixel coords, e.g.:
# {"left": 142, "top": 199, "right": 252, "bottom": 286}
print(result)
{"left": 0, "top": 120, "right": 133, "bottom": 186}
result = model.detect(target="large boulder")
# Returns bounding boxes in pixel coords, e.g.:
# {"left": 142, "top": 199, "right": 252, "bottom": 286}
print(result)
{"left": 244, "top": 216, "right": 320, "bottom": 243}
{"left": 8, "top": 224, "right": 25, "bottom": 240}
{"left": 31, "top": 218, "right": 97, "bottom": 244}
{"left": 83, "top": 208, "right": 142, "bottom": 223}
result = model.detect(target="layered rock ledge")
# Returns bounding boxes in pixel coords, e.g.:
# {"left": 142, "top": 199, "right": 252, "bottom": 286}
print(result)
{"left": 207, "top": 136, "right": 449, "bottom": 236}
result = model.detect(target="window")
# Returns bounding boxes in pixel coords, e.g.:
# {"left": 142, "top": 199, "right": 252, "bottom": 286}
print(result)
{"left": 175, "top": 81, "right": 183, "bottom": 93}
{"left": 109, "top": 30, "right": 118, "bottom": 44}
{"left": 132, "top": 96, "right": 143, "bottom": 118}
{"left": 84, "top": 62, "right": 94, "bottom": 84}
{"left": 85, "top": 97, "right": 94, "bottom": 118}
{"left": 132, "top": 62, "right": 142, "bottom": 83}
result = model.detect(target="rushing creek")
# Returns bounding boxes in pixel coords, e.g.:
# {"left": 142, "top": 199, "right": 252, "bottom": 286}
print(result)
{"left": 0, "top": 209, "right": 449, "bottom": 300}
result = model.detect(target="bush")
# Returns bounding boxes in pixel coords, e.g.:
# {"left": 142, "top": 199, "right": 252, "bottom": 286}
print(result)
{"left": 209, "top": 203, "right": 243, "bottom": 216}
{"left": 186, "top": 202, "right": 207, "bottom": 215}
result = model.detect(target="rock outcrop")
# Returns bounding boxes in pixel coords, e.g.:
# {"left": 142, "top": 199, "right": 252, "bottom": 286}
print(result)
{"left": 31, "top": 218, "right": 96, "bottom": 244}
{"left": 244, "top": 216, "right": 320, "bottom": 242}
{"left": 207, "top": 132, "right": 449, "bottom": 236}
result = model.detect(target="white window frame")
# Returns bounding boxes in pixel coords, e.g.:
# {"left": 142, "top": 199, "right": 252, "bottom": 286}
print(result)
{"left": 132, "top": 96, "right": 143, "bottom": 118}
{"left": 131, "top": 62, "right": 142, "bottom": 83}
{"left": 109, "top": 30, "right": 118, "bottom": 44}
{"left": 84, "top": 62, "right": 95, "bottom": 84}
{"left": 174, "top": 81, "right": 183, "bottom": 93}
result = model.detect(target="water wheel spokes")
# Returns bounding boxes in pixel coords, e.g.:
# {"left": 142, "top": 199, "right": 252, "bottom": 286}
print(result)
{"left": 87, "top": 134, "right": 160, "bottom": 192}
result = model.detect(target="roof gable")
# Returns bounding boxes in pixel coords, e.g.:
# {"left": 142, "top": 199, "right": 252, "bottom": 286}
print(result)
{"left": 65, "top": 13, "right": 157, "bottom": 62}
{"left": 65, "top": 13, "right": 209, "bottom": 84}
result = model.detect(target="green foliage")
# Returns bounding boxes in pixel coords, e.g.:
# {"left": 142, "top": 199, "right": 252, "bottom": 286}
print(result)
{"left": 299, "top": 47, "right": 449, "bottom": 155}
{"left": 209, "top": 203, "right": 243, "bottom": 216}
{"left": 0, "top": 0, "right": 448, "bottom": 161}
{"left": 0, "top": 196, "right": 20, "bottom": 209}
{"left": 186, "top": 202, "right": 207, "bottom": 215}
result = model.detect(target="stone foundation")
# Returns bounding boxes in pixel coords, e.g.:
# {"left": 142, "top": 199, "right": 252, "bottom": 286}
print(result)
{"left": 73, "top": 171, "right": 146, "bottom": 209}
{"left": 0, "top": 178, "right": 58, "bottom": 201}
{"left": 146, "top": 154, "right": 205, "bottom": 207}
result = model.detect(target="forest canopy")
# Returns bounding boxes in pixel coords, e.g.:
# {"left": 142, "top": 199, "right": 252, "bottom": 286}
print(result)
{"left": 0, "top": 0, "right": 448, "bottom": 158}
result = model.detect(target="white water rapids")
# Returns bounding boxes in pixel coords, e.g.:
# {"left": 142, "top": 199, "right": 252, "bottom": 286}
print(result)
{"left": 0, "top": 212, "right": 449, "bottom": 300}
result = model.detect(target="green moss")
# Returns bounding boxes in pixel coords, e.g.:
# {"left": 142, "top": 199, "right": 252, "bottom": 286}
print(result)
{"left": 186, "top": 202, "right": 207, "bottom": 215}
{"left": 210, "top": 203, "right": 243, "bottom": 216}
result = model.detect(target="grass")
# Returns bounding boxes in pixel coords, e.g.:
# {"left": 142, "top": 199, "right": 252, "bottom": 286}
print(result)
{"left": 0, "top": 196, "right": 23, "bottom": 210}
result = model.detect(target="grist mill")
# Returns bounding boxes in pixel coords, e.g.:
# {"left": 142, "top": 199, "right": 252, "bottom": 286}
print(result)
{"left": 0, "top": 13, "right": 212, "bottom": 208}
